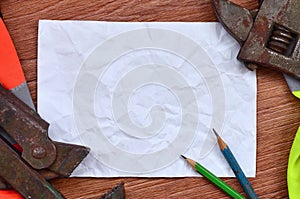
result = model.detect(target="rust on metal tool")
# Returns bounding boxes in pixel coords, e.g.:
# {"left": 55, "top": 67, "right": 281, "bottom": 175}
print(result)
{"left": 100, "top": 182, "right": 126, "bottom": 199}
{"left": 212, "top": 0, "right": 300, "bottom": 77}
{"left": 0, "top": 136, "right": 65, "bottom": 199}
{"left": 38, "top": 141, "right": 90, "bottom": 180}
{"left": 0, "top": 84, "right": 56, "bottom": 169}
{"left": 0, "top": 177, "right": 8, "bottom": 190}
{"left": 211, "top": 0, "right": 258, "bottom": 70}
{"left": 47, "top": 141, "right": 90, "bottom": 177}
{"left": 0, "top": 84, "right": 90, "bottom": 197}
{"left": 0, "top": 84, "right": 90, "bottom": 176}
{"left": 212, "top": 0, "right": 253, "bottom": 44}
{"left": 238, "top": 0, "right": 300, "bottom": 79}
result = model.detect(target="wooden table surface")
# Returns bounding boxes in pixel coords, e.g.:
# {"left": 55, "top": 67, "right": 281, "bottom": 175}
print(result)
{"left": 2, "top": 0, "right": 299, "bottom": 198}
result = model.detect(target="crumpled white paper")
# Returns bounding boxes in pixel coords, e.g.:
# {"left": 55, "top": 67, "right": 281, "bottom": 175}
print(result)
{"left": 37, "top": 20, "right": 257, "bottom": 177}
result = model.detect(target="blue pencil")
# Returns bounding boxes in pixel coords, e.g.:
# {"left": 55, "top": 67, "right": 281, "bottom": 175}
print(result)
{"left": 213, "top": 129, "right": 258, "bottom": 199}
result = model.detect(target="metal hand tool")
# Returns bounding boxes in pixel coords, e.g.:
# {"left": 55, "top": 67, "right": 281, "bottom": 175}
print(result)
{"left": 0, "top": 84, "right": 90, "bottom": 198}
{"left": 211, "top": 0, "right": 300, "bottom": 98}
{"left": 100, "top": 182, "right": 125, "bottom": 199}
{"left": 0, "top": 85, "right": 125, "bottom": 199}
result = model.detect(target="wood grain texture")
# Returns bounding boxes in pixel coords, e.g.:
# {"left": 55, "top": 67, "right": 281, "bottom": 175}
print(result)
{"left": 1, "top": 0, "right": 299, "bottom": 198}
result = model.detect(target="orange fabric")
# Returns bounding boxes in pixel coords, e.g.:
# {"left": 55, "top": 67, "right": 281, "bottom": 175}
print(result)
{"left": 0, "top": 190, "right": 23, "bottom": 199}
{"left": 0, "top": 18, "right": 25, "bottom": 90}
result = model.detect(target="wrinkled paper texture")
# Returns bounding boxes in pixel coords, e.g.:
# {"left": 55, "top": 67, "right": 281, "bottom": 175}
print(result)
{"left": 38, "top": 20, "right": 257, "bottom": 177}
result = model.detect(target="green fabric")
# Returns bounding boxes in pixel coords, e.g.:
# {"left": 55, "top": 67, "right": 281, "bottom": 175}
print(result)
{"left": 288, "top": 127, "right": 300, "bottom": 198}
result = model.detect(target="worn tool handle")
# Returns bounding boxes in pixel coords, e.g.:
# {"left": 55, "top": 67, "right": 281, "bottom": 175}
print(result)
{"left": 0, "top": 16, "right": 26, "bottom": 90}
{"left": 0, "top": 85, "right": 56, "bottom": 169}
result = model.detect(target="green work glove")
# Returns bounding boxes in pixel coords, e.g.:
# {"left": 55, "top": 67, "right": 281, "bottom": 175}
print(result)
{"left": 288, "top": 126, "right": 300, "bottom": 198}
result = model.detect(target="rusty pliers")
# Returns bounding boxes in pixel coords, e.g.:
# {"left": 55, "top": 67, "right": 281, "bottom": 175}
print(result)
{"left": 0, "top": 84, "right": 90, "bottom": 199}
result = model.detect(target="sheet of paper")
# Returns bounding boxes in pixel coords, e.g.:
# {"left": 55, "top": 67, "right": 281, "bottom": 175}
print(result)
{"left": 37, "top": 20, "right": 257, "bottom": 177}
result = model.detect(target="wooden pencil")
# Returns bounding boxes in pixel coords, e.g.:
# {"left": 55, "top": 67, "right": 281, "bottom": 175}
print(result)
{"left": 212, "top": 129, "right": 258, "bottom": 199}
{"left": 181, "top": 155, "right": 245, "bottom": 199}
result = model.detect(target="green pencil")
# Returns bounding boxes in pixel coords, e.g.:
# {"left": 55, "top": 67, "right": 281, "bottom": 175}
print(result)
{"left": 181, "top": 155, "right": 245, "bottom": 199}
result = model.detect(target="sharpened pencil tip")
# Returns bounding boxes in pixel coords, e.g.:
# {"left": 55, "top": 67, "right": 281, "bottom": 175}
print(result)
{"left": 181, "top": 155, "right": 187, "bottom": 159}
{"left": 212, "top": 128, "right": 220, "bottom": 137}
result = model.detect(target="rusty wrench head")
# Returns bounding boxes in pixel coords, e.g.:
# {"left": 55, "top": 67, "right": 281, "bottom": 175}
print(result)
{"left": 212, "top": 0, "right": 300, "bottom": 80}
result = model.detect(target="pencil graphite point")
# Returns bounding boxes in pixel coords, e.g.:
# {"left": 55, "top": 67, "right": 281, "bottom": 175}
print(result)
{"left": 181, "top": 155, "right": 187, "bottom": 160}
{"left": 212, "top": 128, "right": 227, "bottom": 150}
{"left": 212, "top": 128, "right": 220, "bottom": 137}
